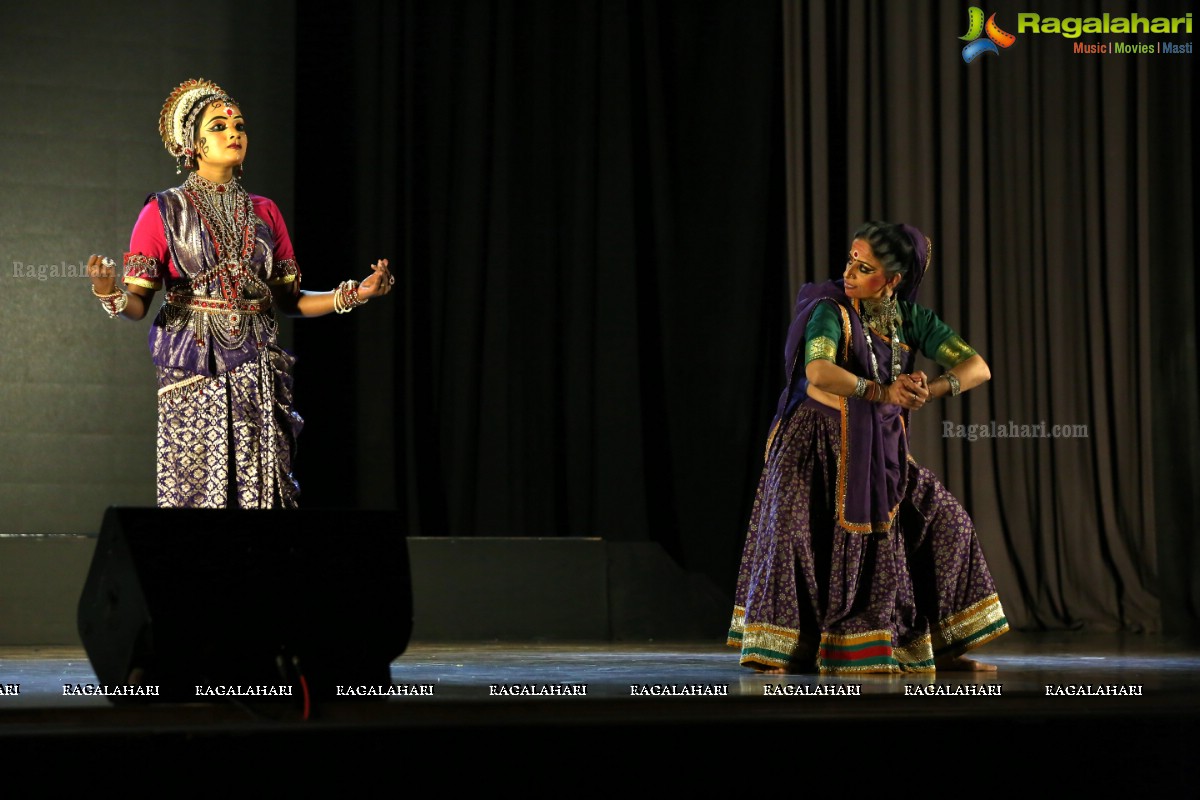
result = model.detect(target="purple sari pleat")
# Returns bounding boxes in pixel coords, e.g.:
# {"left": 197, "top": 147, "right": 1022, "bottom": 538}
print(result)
{"left": 149, "top": 184, "right": 302, "bottom": 509}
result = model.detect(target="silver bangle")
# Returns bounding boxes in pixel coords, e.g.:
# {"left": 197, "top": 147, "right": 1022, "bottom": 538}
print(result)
{"left": 944, "top": 372, "right": 961, "bottom": 397}
{"left": 852, "top": 376, "right": 867, "bottom": 399}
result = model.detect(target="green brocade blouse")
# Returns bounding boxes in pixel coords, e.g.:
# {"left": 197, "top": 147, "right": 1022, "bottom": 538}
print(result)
{"left": 803, "top": 299, "right": 977, "bottom": 369}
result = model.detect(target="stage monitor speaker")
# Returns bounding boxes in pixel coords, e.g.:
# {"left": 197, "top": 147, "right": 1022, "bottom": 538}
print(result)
{"left": 77, "top": 506, "right": 412, "bottom": 702}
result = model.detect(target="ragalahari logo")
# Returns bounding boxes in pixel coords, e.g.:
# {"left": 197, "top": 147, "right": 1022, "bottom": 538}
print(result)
{"left": 960, "top": 8, "right": 1017, "bottom": 62}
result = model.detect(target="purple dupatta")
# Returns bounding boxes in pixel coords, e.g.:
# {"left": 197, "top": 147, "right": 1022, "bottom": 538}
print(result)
{"left": 770, "top": 226, "right": 932, "bottom": 533}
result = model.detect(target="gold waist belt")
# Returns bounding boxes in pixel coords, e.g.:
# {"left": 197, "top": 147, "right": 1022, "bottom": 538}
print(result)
{"left": 166, "top": 293, "right": 271, "bottom": 315}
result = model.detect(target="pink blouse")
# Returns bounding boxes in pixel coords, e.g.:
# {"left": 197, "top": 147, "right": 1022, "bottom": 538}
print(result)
{"left": 122, "top": 194, "right": 298, "bottom": 290}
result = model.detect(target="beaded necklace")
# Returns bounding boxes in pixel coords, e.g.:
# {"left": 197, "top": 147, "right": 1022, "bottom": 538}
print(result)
{"left": 173, "top": 172, "right": 274, "bottom": 348}
{"left": 183, "top": 172, "right": 256, "bottom": 301}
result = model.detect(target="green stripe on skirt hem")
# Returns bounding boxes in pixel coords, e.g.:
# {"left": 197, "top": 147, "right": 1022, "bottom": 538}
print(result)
{"left": 933, "top": 618, "right": 1010, "bottom": 658}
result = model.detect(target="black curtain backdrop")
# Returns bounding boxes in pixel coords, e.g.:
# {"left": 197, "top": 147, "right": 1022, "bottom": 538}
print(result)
{"left": 291, "top": 0, "right": 1196, "bottom": 636}
{"left": 293, "top": 1, "right": 786, "bottom": 596}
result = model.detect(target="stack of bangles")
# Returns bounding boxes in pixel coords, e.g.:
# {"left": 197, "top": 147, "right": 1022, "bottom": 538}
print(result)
{"left": 852, "top": 377, "right": 888, "bottom": 403}
{"left": 333, "top": 279, "right": 368, "bottom": 314}
{"left": 93, "top": 284, "right": 128, "bottom": 319}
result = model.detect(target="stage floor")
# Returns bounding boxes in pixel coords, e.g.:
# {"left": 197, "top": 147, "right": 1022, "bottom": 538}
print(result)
{"left": 4, "top": 629, "right": 1199, "bottom": 703}
{"left": 2, "top": 631, "right": 1198, "bottom": 785}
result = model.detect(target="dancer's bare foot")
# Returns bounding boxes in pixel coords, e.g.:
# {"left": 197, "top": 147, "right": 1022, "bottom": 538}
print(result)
{"left": 936, "top": 655, "right": 997, "bottom": 672}
{"left": 755, "top": 666, "right": 789, "bottom": 674}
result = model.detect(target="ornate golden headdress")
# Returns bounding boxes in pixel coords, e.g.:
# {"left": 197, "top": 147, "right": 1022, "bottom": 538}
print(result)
{"left": 158, "top": 78, "right": 239, "bottom": 171}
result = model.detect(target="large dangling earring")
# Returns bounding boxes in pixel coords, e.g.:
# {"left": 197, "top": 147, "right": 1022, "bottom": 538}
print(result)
{"left": 234, "top": 164, "right": 244, "bottom": 178}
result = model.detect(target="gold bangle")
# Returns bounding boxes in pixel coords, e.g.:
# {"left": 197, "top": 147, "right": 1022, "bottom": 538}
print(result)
{"left": 91, "top": 284, "right": 123, "bottom": 298}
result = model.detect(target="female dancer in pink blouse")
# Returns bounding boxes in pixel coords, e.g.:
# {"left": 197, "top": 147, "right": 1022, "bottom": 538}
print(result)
{"left": 86, "top": 78, "right": 393, "bottom": 508}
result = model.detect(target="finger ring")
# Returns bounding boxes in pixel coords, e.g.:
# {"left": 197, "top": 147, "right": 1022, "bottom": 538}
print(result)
{"left": 388, "top": 275, "right": 395, "bottom": 285}
{"left": 101, "top": 257, "right": 115, "bottom": 268}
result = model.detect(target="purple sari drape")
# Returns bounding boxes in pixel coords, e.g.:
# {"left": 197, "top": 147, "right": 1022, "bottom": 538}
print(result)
{"left": 774, "top": 279, "right": 910, "bottom": 533}
{"left": 147, "top": 185, "right": 301, "bottom": 509}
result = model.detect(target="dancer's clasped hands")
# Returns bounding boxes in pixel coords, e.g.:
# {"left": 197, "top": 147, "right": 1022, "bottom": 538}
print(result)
{"left": 891, "top": 371, "right": 930, "bottom": 411}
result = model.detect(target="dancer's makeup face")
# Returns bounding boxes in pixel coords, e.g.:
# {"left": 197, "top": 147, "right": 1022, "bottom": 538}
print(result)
{"left": 194, "top": 102, "right": 247, "bottom": 168}
{"left": 843, "top": 239, "right": 894, "bottom": 300}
